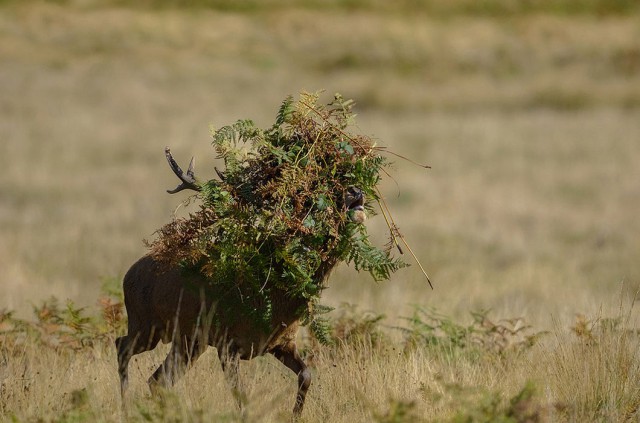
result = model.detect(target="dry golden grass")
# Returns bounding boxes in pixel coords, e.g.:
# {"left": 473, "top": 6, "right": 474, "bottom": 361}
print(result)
{"left": 1, "top": 2, "right": 640, "bottom": 422}
{"left": 1, "top": 301, "right": 638, "bottom": 422}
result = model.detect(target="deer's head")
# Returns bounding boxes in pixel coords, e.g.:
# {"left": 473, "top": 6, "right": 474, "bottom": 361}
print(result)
{"left": 165, "top": 147, "right": 367, "bottom": 224}
{"left": 345, "top": 186, "right": 366, "bottom": 223}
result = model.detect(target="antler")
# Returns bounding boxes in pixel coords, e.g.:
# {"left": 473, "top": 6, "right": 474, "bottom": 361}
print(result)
{"left": 165, "top": 147, "right": 201, "bottom": 194}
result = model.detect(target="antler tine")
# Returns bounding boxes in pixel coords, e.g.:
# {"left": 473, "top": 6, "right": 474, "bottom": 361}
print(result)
{"left": 186, "top": 156, "right": 196, "bottom": 180}
{"left": 214, "top": 166, "right": 226, "bottom": 182}
{"left": 165, "top": 147, "right": 201, "bottom": 194}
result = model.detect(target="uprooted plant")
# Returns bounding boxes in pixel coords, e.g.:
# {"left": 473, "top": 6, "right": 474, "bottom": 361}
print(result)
{"left": 117, "top": 91, "right": 422, "bottom": 417}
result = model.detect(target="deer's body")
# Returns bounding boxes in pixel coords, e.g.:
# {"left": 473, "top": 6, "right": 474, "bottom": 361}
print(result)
{"left": 116, "top": 255, "right": 317, "bottom": 415}
{"left": 119, "top": 254, "right": 307, "bottom": 357}
{"left": 116, "top": 148, "right": 365, "bottom": 417}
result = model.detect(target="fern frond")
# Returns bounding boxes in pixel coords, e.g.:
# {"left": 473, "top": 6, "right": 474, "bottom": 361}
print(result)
{"left": 148, "top": 92, "right": 410, "bottom": 332}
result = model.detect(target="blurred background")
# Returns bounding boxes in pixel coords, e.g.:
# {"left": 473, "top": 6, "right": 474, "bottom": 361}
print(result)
{"left": 1, "top": 0, "right": 639, "bottom": 328}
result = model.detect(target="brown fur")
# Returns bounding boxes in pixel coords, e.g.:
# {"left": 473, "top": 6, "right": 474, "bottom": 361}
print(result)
{"left": 116, "top": 254, "right": 337, "bottom": 416}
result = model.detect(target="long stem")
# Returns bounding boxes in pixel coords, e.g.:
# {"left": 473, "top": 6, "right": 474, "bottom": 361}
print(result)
{"left": 376, "top": 187, "right": 433, "bottom": 289}
{"left": 376, "top": 198, "right": 403, "bottom": 255}
{"left": 373, "top": 147, "right": 432, "bottom": 169}
{"left": 298, "top": 97, "right": 432, "bottom": 170}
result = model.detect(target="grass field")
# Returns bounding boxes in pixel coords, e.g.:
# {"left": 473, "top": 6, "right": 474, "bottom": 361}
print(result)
{"left": 1, "top": 1, "right": 640, "bottom": 421}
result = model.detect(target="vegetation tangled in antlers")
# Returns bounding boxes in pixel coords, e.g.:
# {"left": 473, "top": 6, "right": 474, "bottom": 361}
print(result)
{"left": 146, "top": 92, "right": 406, "bottom": 333}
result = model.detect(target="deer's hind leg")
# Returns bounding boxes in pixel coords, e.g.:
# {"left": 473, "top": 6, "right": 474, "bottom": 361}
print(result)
{"left": 116, "top": 331, "right": 161, "bottom": 398}
{"left": 149, "top": 337, "right": 204, "bottom": 391}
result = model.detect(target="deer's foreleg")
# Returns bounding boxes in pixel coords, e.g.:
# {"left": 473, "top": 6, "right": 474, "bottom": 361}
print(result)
{"left": 272, "top": 342, "right": 311, "bottom": 417}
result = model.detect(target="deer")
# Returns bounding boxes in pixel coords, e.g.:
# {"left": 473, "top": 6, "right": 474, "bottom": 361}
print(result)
{"left": 115, "top": 148, "right": 366, "bottom": 417}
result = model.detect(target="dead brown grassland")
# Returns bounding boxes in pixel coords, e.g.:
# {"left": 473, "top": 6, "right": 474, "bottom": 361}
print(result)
{"left": 1, "top": 2, "right": 640, "bottom": 422}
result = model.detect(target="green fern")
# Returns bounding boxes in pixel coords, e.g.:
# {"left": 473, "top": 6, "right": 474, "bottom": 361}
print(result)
{"left": 303, "top": 302, "right": 335, "bottom": 346}
{"left": 148, "top": 91, "right": 406, "bottom": 332}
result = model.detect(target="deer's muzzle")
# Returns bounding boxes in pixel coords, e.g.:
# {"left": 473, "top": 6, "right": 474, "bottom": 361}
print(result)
{"left": 345, "top": 187, "right": 366, "bottom": 223}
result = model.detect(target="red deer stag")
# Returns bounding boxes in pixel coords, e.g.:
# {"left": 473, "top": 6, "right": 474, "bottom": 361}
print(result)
{"left": 116, "top": 148, "right": 366, "bottom": 417}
